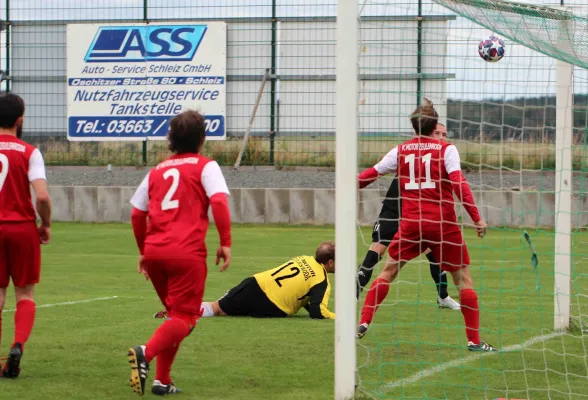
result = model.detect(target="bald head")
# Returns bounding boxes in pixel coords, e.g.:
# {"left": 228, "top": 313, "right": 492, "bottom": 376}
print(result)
{"left": 315, "top": 241, "right": 335, "bottom": 272}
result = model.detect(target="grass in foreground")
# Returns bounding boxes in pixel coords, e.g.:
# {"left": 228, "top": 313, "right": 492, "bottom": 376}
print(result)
{"left": 0, "top": 223, "right": 586, "bottom": 399}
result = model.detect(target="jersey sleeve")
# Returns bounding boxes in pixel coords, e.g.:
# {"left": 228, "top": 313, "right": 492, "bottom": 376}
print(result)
{"left": 201, "top": 161, "right": 230, "bottom": 198}
{"left": 130, "top": 173, "right": 150, "bottom": 212}
{"left": 374, "top": 147, "right": 398, "bottom": 175}
{"left": 28, "top": 149, "right": 46, "bottom": 182}
{"left": 443, "top": 145, "right": 461, "bottom": 174}
{"left": 306, "top": 271, "right": 335, "bottom": 320}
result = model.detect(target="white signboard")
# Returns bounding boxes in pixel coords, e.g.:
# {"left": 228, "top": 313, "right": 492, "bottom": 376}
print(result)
{"left": 67, "top": 23, "right": 226, "bottom": 141}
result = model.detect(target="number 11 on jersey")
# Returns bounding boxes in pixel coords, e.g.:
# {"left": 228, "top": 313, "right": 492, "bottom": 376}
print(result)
{"left": 404, "top": 153, "right": 436, "bottom": 190}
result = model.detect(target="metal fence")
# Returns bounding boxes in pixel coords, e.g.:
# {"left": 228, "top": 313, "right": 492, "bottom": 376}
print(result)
{"left": 1, "top": 1, "right": 586, "bottom": 169}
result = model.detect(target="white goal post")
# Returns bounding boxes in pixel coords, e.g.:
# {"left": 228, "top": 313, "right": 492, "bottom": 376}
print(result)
{"left": 335, "top": 0, "right": 358, "bottom": 399}
{"left": 554, "top": 56, "right": 573, "bottom": 331}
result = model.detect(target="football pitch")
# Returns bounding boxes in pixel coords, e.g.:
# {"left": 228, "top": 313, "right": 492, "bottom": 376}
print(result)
{"left": 1, "top": 223, "right": 587, "bottom": 400}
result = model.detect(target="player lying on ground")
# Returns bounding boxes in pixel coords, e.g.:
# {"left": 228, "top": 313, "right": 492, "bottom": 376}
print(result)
{"left": 129, "top": 110, "right": 232, "bottom": 396}
{"left": 356, "top": 98, "right": 497, "bottom": 352}
{"left": 154, "top": 241, "right": 336, "bottom": 320}
{"left": 0, "top": 93, "right": 52, "bottom": 378}
{"left": 357, "top": 122, "right": 460, "bottom": 311}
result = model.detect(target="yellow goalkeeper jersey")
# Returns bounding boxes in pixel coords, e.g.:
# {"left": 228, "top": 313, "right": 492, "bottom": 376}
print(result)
{"left": 254, "top": 256, "right": 335, "bottom": 320}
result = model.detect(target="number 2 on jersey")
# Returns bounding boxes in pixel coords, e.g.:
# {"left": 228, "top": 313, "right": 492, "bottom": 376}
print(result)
{"left": 271, "top": 261, "right": 301, "bottom": 287}
{"left": 161, "top": 168, "right": 180, "bottom": 210}
{"left": 0, "top": 154, "right": 8, "bottom": 192}
{"left": 404, "top": 153, "right": 436, "bottom": 190}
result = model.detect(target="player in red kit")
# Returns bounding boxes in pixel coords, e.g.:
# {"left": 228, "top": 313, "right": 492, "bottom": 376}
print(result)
{"left": 128, "top": 110, "right": 232, "bottom": 396}
{"left": 0, "top": 93, "right": 52, "bottom": 378}
{"left": 356, "top": 99, "right": 497, "bottom": 352}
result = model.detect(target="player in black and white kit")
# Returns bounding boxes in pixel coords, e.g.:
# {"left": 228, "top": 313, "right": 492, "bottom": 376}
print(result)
{"left": 356, "top": 123, "right": 461, "bottom": 310}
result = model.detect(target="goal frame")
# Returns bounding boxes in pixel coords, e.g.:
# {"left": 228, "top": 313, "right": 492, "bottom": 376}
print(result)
{"left": 334, "top": 1, "right": 574, "bottom": 397}
{"left": 554, "top": 57, "right": 572, "bottom": 331}
{"left": 335, "top": 0, "right": 358, "bottom": 399}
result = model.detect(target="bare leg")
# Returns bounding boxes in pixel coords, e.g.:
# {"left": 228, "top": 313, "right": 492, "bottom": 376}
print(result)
{"left": 14, "top": 284, "right": 35, "bottom": 303}
{"left": 449, "top": 266, "right": 474, "bottom": 291}
{"left": 203, "top": 301, "right": 227, "bottom": 317}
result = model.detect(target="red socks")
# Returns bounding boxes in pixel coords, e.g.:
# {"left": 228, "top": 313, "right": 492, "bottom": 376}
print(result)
{"left": 14, "top": 300, "right": 36, "bottom": 349}
{"left": 155, "top": 345, "right": 180, "bottom": 385}
{"left": 459, "top": 289, "right": 480, "bottom": 344}
{"left": 145, "top": 318, "right": 191, "bottom": 363}
{"left": 360, "top": 277, "right": 390, "bottom": 325}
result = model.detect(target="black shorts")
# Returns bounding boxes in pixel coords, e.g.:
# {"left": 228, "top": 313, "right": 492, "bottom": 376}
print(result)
{"left": 218, "top": 277, "right": 287, "bottom": 318}
{"left": 371, "top": 208, "right": 399, "bottom": 245}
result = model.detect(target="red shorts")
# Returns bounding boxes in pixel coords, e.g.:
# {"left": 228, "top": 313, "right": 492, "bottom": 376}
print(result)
{"left": 388, "top": 224, "right": 470, "bottom": 272}
{"left": 143, "top": 249, "right": 207, "bottom": 322}
{"left": 0, "top": 222, "right": 41, "bottom": 288}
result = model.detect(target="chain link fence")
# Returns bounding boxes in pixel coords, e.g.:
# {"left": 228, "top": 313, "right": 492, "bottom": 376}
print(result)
{"left": 0, "top": 0, "right": 585, "bottom": 169}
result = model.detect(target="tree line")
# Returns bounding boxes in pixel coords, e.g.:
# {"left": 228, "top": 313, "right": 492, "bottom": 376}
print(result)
{"left": 446, "top": 95, "right": 588, "bottom": 144}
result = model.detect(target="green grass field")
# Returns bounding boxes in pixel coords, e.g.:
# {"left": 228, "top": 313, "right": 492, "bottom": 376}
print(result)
{"left": 1, "top": 223, "right": 587, "bottom": 400}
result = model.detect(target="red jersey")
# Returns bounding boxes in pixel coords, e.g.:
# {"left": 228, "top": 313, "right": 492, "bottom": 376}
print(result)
{"left": 0, "top": 135, "right": 46, "bottom": 223}
{"left": 374, "top": 137, "right": 463, "bottom": 228}
{"left": 130, "top": 153, "right": 230, "bottom": 260}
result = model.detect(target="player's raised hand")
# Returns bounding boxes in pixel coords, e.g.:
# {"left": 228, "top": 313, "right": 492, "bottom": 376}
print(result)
{"left": 474, "top": 219, "right": 488, "bottom": 238}
{"left": 216, "top": 246, "right": 231, "bottom": 272}
{"left": 38, "top": 225, "right": 51, "bottom": 244}
{"left": 137, "top": 255, "right": 149, "bottom": 280}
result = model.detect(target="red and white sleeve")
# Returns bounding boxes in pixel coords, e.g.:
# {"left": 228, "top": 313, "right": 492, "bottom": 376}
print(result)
{"left": 130, "top": 173, "right": 150, "bottom": 212}
{"left": 358, "top": 147, "right": 398, "bottom": 189}
{"left": 201, "top": 161, "right": 230, "bottom": 198}
{"left": 28, "top": 149, "right": 47, "bottom": 182}
{"left": 202, "top": 161, "right": 232, "bottom": 247}
{"left": 130, "top": 173, "right": 150, "bottom": 254}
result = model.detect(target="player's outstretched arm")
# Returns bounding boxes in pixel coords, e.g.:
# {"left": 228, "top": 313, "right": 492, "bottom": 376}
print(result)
{"left": 358, "top": 147, "right": 398, "bottom": 189}
{"left": 444, "top": 146, "right": 487, "bottom": 238}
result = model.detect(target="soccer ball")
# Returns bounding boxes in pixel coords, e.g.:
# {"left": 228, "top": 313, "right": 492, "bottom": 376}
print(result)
{"left": 478, "top": 35, "right": 505, "bottom": 63}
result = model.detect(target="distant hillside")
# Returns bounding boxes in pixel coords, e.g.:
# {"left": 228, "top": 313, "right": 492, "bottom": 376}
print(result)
{"left": 447, "top": 95, "right": 588, "bottom": 143}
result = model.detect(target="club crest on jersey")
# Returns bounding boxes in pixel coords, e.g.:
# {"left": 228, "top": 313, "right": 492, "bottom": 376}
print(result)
{"left": 84, "top": 25, "right": 207, "bottom": 62}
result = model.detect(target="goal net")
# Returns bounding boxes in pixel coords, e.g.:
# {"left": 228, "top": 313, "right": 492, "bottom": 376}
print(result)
{"left": 350, "top": 1, "right": 588, "bottom": 399}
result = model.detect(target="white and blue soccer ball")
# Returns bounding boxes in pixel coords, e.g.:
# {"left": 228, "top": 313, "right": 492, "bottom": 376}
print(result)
{"left": 478, "top": 35, "right": 505, "bottom": 63}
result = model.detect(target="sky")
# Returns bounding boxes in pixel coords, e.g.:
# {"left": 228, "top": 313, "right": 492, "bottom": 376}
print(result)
{"left": 0, "top": 0, "right": 587, "bottom": 100}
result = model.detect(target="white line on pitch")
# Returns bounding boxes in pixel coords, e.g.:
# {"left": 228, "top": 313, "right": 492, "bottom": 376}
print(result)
{"left": 2, "top": 296, "right": 119, "bottom": 313}
{"left": 382, "top": 330, "right": 566, "bottom": 392}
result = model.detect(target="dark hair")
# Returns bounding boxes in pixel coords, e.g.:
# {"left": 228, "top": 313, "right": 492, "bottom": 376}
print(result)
{"left": 0, "top": 92, "right": 25, "bottom": 129}
{"left": 315, "top": 241, "right": 335, "bottom": 265}
{"left": 167, "top": 110, "right": 206, "bottom": 154}
{"left": 410, "top": 98, "right": 438, "bottom": 136}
